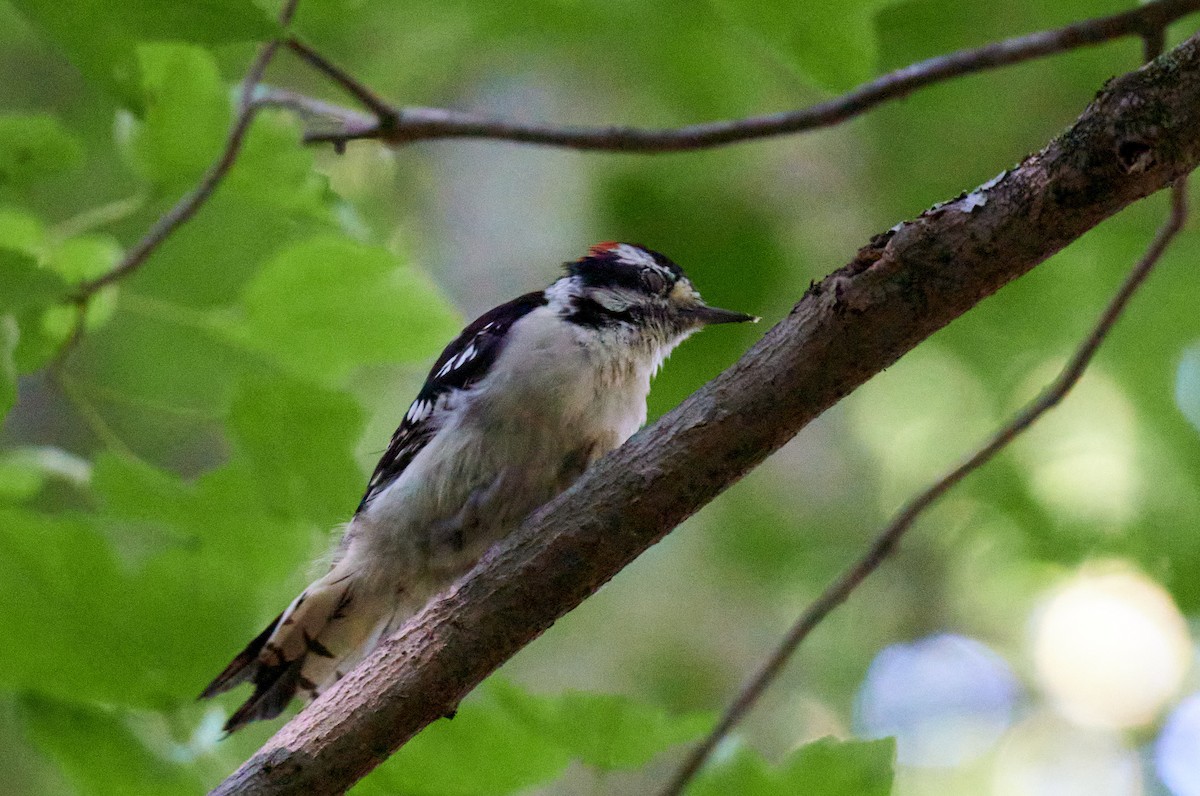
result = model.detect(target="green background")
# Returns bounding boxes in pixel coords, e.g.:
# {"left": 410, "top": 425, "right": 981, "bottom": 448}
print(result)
{"left": 1, "top": 0, "right": 1198, "bottom": 793}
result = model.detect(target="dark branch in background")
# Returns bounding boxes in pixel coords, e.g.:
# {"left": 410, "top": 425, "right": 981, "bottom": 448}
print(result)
{"left": 660, "top": 29, "right": 1189, "bottom": 794}
{"left": 73, "top": 2, "right": 300, "bottom": 299}
{"left": 43, "top": 0, "right": 1200, "bottom": 368}
{"left": 211, "top": 32, "right": 1200, "bottom": 796}
{"left": 284, "top": 38, "right": 398, "bottom": 132}
{"left": 273, "top": 0, "right": 1200, "bottom": 151}
{"left": 46, "top": 1, "right": 302, "bottom": 375}
{"left": 663, "top": 179, "right": 1191, "bottom": 796}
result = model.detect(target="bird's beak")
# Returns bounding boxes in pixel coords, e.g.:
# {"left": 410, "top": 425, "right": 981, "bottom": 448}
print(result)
{"left": 687, "top": 304, "right": 759, "bottom": 325}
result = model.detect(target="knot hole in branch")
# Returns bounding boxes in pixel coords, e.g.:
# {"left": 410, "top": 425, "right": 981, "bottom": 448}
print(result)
{"left": 1117, "top": 138, "right": 1155, "bottom": 173}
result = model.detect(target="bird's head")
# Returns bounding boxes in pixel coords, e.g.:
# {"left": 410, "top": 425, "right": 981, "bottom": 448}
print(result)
{"left": 548, "top": 242, "right": 757, "bottom": 336}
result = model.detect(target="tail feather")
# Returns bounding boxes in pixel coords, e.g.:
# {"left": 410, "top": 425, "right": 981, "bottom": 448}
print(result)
{"left": 198, "top": 612, "right": 282, "bottom": 699}
{"left": 200, "top": 567, "right": 387, "bottom": 733}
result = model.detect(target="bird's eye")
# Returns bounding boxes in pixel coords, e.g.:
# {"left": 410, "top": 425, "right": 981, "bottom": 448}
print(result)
{"left": 641, "top": 269, "right": 667, "bottom": 294}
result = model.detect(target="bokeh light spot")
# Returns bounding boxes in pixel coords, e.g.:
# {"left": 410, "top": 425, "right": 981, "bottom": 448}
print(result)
{"left": 1032, "top": 564, "right": 1189, "bottom": 729}
{"left": 1015, "top": 368, "right": 1139, "bottom": 526}
{"left": 992, "top": 712, "right": 1142, "bottom": 796}
{"left": 854, "top": 633, "right": 1018, "bottom": 767}
{"left": 1154, "top": 692, "right": 1200, "bottom": 796}
{"left": 1175, "top": 344, "right": 1200, "bottom": 436}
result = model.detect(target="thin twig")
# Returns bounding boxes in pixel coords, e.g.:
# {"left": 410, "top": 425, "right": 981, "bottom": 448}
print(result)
{"left": 72, "top": 0, "right": 301, "bottom": 299}
{"left": 211, "top": 30, "right": 1200, "bottom": 789}
{"left": 285, "top": 37, "right": 398, "bottom": 126}
{"left": 45, "top": 0, "right": 303, "bottom": 374}
{"left": 660, "top": 29, "right": 1190, "bottom": 794}
{"left": 284, "top": 0, "right": 1200, "bottom": 151}
{"left": 659, "top": 181, "right": 1190, "bottom": 796}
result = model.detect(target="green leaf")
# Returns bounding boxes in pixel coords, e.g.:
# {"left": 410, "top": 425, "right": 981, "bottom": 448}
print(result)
{"left": 0, "top": 445, "right": 90, "bottom": 503}
{"left": 227, "top": 375, "right": 365, "bottom": 528}
{"left": 230, "top": 236, "right": 460, "bottom": 381}
{"left": 711, "top": 0, "right": 883, "bottom": 91}
{"left": 360, "top": 680, "right": 712, "bottom": 795}
{"left": 0, "top": 114, "right": 83, "bottom": 191}
{"left": 685, "top": 746, "right": 777, "bottom": 796}
{"left": 130, "top": 43, "right": 229, "bottom": 187}
{"left": 0, "top": 449, "right": 321, "bottom": 706}
{"left": 47, "top": 234, "right": 123, "bottom": 285}
{"left": 9, "top": 0, "right": 278, "bottom": 100}
{"left": 0, "top": 507, "right": 186, "bottom": 704}
{"left": 89, "top": 452, "right": 320, "bottom": 603}
{"left": 489, "top": 680, "right": 714, "bottom": 771}
{"left": 781, "top": 737, "right": 896, "bottom": 796}
{"left": 225, "top": 109, "right": 334, "bottom": 217}
{"left": 1, "top": 315, "right": 17, "bottom": 421}
{"left": 0, "top": 248, "right": 69, "bottom": 313}
{"left": 68, "top": 293, "right": 259, "bottom": 415}
{"left": 687, "top": 738, "right": 896, "bottom": 796}
{"left": 358, "top": 687, "right": 572, "bottom": 796}
{"left": 0, "top": 208, "right": 47, "bottom": 256}
{"left": 19, "top": 693, "right": 202, "bottom": 795}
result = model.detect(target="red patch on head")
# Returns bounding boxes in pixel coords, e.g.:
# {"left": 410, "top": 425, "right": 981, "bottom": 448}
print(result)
{"left": 588, "top": 241, "right": 621, "bottom": 257}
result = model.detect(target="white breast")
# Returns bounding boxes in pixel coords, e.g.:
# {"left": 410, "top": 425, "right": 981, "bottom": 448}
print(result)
{"left": 353, "top": 306, "right": 674, "bottom": 591}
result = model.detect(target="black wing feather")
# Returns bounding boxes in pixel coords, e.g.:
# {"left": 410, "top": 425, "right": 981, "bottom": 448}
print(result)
{"left": 355, "top": 291, "right": 548, "bottom": 512}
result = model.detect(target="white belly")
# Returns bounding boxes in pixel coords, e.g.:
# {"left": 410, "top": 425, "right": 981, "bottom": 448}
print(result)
{"left": 351, "top": 307, "right": 660, "bottom": 595}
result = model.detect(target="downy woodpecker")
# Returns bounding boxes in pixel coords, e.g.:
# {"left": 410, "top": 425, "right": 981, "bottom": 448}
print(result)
{"left": 200, "top": 242, "right": 756, "bottom": 731}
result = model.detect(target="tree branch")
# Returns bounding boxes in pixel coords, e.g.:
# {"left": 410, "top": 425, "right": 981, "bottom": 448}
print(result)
{"left": 45, "top": 1, "right": 302, "bottom": 375}
{"left": 211, "top": 32, "right": 1200, "bottom": 796}
{"left": 659, "top": 29, "right": 1191, "bottom": 794}
{"left": 274, "top": 0, "right": 1200, "bottom": 151}
{"left": 662, "top": 178, "right": 1190, "bottom": 796}
{"left": 71, "top": 0, "right": 301, "bottom": 299}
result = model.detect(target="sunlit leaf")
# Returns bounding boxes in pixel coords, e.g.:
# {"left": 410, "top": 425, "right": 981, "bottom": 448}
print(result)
{"left": 781, "top": 737, "right": 895, "bottom": 795}
{"left": 685, "top": 746, "right": 776, "bottom": 796}
{"left": 687, "top": 738, "right": 895, "bottom": 796}
{"left": 0, "top": 208, "right": 46, "bottom": 256}
{"left": 489, "top": 680, "right": 714, "bottom": 771}
{"left": 129, "top": 43, "right": 229, "bottom": 187}
{"left": 47, "top": 234, "right": 123, "bottom": 285}
{"left": 358, "top": 687, "right": 571, "bottom": 796}
{"left": 230, "top": 236, "right": 459, "bottom": 381}
{"left": 0, "top": 445, "right": 90, "bottom": 504}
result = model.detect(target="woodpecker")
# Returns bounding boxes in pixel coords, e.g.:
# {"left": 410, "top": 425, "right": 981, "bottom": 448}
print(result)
{"left": 200, "top": 242, "right": 756, "bottom": 732}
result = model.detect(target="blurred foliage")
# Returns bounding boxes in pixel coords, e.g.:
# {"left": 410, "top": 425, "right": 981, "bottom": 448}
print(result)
{"left": 0, "top": 0, "right": 1198, "bottom": 793}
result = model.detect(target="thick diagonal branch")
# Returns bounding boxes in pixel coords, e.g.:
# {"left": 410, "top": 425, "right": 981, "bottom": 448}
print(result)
{"left": 213, "top": 34, "right": 1200, "bottom": 796}
{"left": 659, "top": 31, "right": 1191, "bottom": 795}
{"left": 662, "top": 174, "right": 1190, "bottom": 796}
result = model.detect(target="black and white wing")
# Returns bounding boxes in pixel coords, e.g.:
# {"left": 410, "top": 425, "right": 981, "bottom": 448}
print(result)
{"left": 355, "top": 290, "right": 548, "bottom": 513}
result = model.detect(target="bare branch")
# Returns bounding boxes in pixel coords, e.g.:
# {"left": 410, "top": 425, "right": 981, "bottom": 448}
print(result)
{"left": 661, "top": 175, "right": 1190, "bottom": 796}
{"left": 659, "top": 31, "right": 1188, "bottom": 792}
{"left": 71, "top": 0, "right": 302, "bottom": 299}
{"left": 211, "top": 31, "right": 1200, "bottom": 796}
{"left": 285, "top": 37, "right": 398, "bottom": 127}
{"left": 283, "top": 0, "right": 1200, "bottom": 151}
